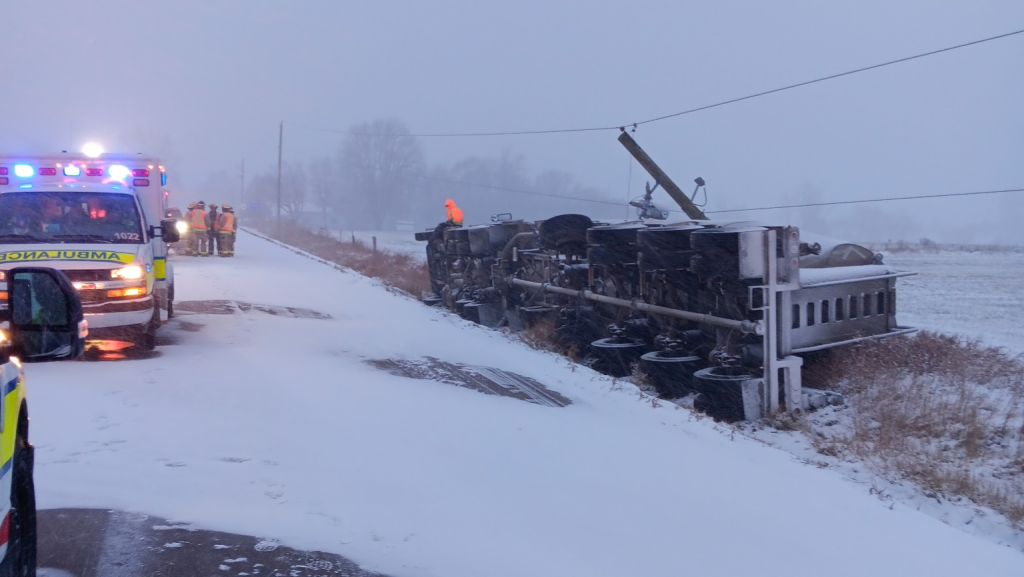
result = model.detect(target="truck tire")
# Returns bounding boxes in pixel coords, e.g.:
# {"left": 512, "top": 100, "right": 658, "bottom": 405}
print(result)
{"left": 585, "top": 223, "right": 645, "bottom": 246}
{"left": 539, "top": 214, "right": 593, "bottom": 251}
{"left": 0, "top": 431, "right": 37, "bottom": 577}
{"left": 639, "top": 351, "right": 703, "bottom": 397}
{"left": 590, "top": 337, "right": 647, "bottom": 378}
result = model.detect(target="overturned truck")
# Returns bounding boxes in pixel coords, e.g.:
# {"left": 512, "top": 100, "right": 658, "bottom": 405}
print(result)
{"left": 416, "top": 133, "right": 914, "bottom": 420}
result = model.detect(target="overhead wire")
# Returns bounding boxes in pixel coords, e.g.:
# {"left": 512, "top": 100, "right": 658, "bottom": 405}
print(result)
{"left": 704, "top": 187, "right": 1024, "bottom": 214}
{"left": 411, "top": 169, "right": 1024, "bottom": 214}
{"left": 409, "top": 172, "right": 627, "bottom": 207}
{"left": 294, "top": 28, "right": 1024, "bottom": 138}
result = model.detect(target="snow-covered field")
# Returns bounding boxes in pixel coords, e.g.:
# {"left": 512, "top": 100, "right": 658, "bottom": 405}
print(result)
{"left": 885, "top": 249, "right": 1024, "bottom": 355}
{"left": 330, "top": 229, "right": 427, "bottom": 259}
{"left": 29, "top": 232, "right": 1024, "bottom": 577}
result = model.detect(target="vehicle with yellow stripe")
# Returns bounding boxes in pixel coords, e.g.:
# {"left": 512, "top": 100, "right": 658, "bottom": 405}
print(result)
{"left": 0, "top": 266, "right": 88, "bottom": 576}
{"left": 0, "top": 156, "right": 180, "bottom": 350}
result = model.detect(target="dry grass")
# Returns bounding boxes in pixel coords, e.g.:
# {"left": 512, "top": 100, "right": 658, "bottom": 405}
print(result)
{"left": 808, "top": 332, "right": 1024, "bottom": 525}
{"left": 249, "top": 221, "right": 431, "bottom": 298}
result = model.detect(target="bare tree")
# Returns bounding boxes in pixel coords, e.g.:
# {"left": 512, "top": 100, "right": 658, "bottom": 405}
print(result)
{"left": 281, "top": 161, "right": 307, "bottom": 215}
{"left": 308, "top": 156, "right": 334, "bottom": 229}
{"left": 338, "top": 118, "right": 423, "bottom": 230}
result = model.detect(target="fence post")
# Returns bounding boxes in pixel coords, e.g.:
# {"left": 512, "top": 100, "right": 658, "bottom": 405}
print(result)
{"left": 351, "top": 232, "right": 356, "bottom": 245}
{"left": 373, "top": 236, "right": 377, "bottom": 253}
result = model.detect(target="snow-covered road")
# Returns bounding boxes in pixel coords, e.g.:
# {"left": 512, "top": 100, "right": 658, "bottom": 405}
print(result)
{"left": 29, "top": 231, "right": 1024, "bottom": 577}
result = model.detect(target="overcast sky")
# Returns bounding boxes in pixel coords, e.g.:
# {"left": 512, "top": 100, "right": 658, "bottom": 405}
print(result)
{"left": 1, "top": 0, "right": 1021, "bottom": 244}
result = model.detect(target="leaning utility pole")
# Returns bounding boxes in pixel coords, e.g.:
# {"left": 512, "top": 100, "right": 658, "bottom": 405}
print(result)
{"left": 617, "top": 131, "right": 708, "bottom": 220}
{"left": 276, "top": 122, "right": 283, "bottom": 238}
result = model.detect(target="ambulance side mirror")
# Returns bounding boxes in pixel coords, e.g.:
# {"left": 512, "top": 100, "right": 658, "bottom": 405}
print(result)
{"left": 160, "top": 218, "right": 181, "bottom": 243}
{"left": 6, "top": 268, "right": 86, "bottom": 362}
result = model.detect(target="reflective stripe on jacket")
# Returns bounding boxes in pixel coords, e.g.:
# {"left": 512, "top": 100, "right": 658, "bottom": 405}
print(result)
{"left": 190, "top": 209, "right": 208, "bottom": 231}
{"left": 217, "top": 212, "right": 236, "bottom": 232}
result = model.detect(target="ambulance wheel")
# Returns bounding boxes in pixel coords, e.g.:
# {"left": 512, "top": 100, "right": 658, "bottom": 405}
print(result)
{"left": 0, "top": 428, "right": 37, "bottom": 577}
{"left": 138, "top": 307, "right": 159, "bottom": 351}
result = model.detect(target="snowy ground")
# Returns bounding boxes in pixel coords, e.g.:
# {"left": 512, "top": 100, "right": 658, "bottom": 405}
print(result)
{"left": 328, "top": 229, "right": 427, "bottom": 259}
{"left": 28, "top": 231, "right": 1024, "bottom": 577}
{"left": 884, "top": 249, "right": 1024, "bottom": 355}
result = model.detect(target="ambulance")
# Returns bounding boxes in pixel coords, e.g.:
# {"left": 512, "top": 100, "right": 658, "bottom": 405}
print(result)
{"left": 0, "top": 153, "right": 180, "bottom": 349}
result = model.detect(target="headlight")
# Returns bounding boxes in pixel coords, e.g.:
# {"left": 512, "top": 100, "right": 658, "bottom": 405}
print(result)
{"left": 175, "top": 220, "right": 188, "bottom": 234}
{"left": 111, "top": 265, "right": 144, "bottom": 280}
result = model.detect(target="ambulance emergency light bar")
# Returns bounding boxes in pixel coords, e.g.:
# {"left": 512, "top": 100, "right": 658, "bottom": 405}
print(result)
{"left": 0, "top": 162, "right": 158, "bottom": 187}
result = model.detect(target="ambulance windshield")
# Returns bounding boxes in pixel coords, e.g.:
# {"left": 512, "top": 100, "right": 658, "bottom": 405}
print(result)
{"left": 0, "top": 191, "right": 145, "bottom": 244}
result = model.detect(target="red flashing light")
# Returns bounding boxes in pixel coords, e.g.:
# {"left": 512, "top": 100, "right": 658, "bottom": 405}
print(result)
{"left": 133, "top": 178, "right": 150, "bottom": 187}
{"left": 0, "top": 168, "right": 7, "bottom": 175}
{"left": 39, "top": 167, "right": 57, "bottom": 176}
{"left": 132, "top": 169, "right": 150, "bottom": 177}
{"left": 89, "top": 209, "right": 107, "bottom": 219}
{"left": 0, "top": 177, "right": 8, "bottom": 185}
{"left": 85, "top": 168, "right": 104, "bottom": 177}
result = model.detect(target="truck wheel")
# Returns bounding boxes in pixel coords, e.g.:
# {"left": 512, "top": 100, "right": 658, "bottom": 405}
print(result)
{"left": 0, "top": 431, "right": 37, "bottom": 577}
{"left": 590, "top": 337, "right": 647, "bottom": 378}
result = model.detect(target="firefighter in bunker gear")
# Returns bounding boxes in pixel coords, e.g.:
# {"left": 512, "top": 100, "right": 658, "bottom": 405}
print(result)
{"left": 206, "top": 204, "right": 219, "bottom": 257}
{"left": 190, "top": 201, "right": 209, "bottom": 256}
{"left": 216, "top": 204, "right": 237, "bottom": 257}
{"left": 445, "top": 199, "right": 463, "bottom": 227}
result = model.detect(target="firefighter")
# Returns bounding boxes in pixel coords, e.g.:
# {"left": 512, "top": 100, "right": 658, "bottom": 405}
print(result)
{"left": 217, "top": 204, "right": 237, "bottom": 256}
{"left": 206, "top": 203, "right": 219, "bottom": 257}
{"left": 182, "top": 202, "right": 196, "bottom": 255}
{"left": 445, "top": 199, "right": 463, "bottom": 227}
{"left": 189, "top": 201, "right": 209, "bottom": 256}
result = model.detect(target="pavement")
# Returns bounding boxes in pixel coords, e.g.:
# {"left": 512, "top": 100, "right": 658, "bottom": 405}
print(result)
{"left": 39, "top": 508, "right": 388, "bottom": 577}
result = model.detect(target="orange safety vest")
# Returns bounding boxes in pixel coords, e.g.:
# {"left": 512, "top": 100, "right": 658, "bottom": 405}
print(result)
{"left": 190, "top": 209, "right": 208, "bottom": 231}
{"left": 447, "top": 205, "right": 463, "bottom": 226}
{"left": 217, "top": 212, "right": 236, "bottom": 232}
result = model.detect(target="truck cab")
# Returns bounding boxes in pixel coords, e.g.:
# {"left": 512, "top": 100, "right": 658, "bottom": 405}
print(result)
{"left": 0, "top": 157, "right": 179, "bottom": 350}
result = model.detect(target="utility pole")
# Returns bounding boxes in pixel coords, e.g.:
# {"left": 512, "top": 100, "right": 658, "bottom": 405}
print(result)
{"left": 276, "top": 121, "right": 283, "bottom": 238}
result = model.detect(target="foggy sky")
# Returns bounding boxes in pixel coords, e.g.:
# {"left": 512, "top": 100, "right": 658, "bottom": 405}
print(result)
{"left": 1, "top": 0, "right": 1022, "bottom": 244}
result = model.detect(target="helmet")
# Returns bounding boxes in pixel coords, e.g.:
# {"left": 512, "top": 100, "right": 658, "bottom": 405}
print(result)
{"left": 445, "top": 199, "right": 455, "bottom": 208}
{"left": 188, "top": 203, "right": 195, "bottom": 209}
{"left": 197, "top": 201, "right": 205, "bottom": 207}
{"left": 210, "top": 204, "right": 218, "bottom": 209}
{"left": 222, "top": 204, "right": 233, "bottom": 211}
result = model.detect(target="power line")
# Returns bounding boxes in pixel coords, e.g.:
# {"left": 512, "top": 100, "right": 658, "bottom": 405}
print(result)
{"left": 411, "top": 172, "right": 627, "bottom": 207}
{"left": 413, "top": 169, "right": 1024, "bottom": 215}
{"left": 295, "top": 28, "right": 1024, "bottom": 138}
{"left": 632, "top": 28, "right": 1024, "bottom": 127}
{"left": 705, "top": 187, "right": 1024, "bottom": 214}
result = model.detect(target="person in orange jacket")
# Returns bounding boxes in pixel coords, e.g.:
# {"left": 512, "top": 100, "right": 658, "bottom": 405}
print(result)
{"left": 189, "top": 201, "right": 209, "bottom": 255}
{"left": 216, "top": 204, "right": 238, "bottom": 256}
{"left": 445, "top": 199, "right": 463, "bottom": 227}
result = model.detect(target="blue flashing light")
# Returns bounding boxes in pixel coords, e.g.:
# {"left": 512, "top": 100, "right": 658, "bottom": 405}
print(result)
{"left": 108, "top": 165, "right": 130, "bottom": 180}
{"left": 64, "top": 165, "right": 82, "bottom": 177}
{"left": 19, "top": 184, "right": 33, "bottom": 189}
{"left": 111, "top": 185, "right": 122, "bottom": 190}
{"left": 13, "top": 164, "right": 34, "bottom": 178}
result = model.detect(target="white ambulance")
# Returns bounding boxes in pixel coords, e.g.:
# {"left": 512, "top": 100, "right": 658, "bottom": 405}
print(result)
{"left": 0, "top": 154, "right": 180, "bottom": 349}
